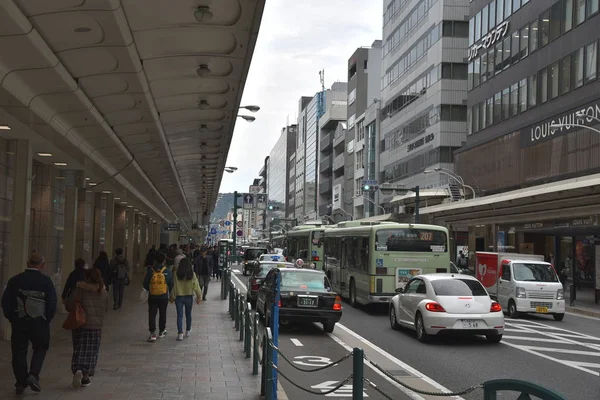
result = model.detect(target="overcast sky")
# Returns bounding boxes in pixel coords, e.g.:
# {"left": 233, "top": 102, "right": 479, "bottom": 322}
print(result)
{"left": 218, "top": 0, "right": 382, "bottom": 193}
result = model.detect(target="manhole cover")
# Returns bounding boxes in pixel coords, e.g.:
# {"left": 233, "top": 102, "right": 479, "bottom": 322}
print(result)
{"left": 387, "top": 369, "right": 411, "bottom": 377}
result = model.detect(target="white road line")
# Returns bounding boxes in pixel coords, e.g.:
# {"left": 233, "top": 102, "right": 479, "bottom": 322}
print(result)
{"left": 232, "top": 269, "right": 241, "bottom": 274}
{"left": 231, "top": 271, "right": 247, "bottom": 291}
{"left": 506, "top": 320, "right": 600, "bottom": 342}
{"left": 551, "top": 333, "right": 600, "bottom": 341}
{"left": 502, "top": 336, "right": 565, "bottom": 343}
{"left": 290, "top": 338, "right": 303, "bottom": 347}
{"left": 516, "top": 345, "right": 600, "bottom": 357}
{"left": 331, "top": 323, "right": 464, "bottom": 400}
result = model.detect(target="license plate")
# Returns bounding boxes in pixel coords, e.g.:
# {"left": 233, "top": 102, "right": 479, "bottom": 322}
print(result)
{"left": 298, "top": 296, "right": 318, "bottom": 307}
{"left": 536, "top": 306, "right": 548, "bottom": 313}
{"left": 461, "top": 320, "right": 479, "bottom": 329}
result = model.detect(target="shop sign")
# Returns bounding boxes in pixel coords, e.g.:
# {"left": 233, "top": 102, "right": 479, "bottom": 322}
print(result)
{"left": 522, "top": 222, "right": 546, "bottom": 230}
{"left": 407, "top": 133, "right": 434, "bottom": 152}
{"left": 520, "top": 216, "right": 597, "bottom": 231}
{"left": 522, "top": 101, "right": 600, "bottom": 147}
{"left": 468, "top": 21, "right": 509, "bottom": 61}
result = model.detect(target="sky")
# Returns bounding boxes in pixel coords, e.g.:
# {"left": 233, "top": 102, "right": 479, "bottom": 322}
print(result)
{"left": 218, "top": 0, "right": 383, "bottom": 193}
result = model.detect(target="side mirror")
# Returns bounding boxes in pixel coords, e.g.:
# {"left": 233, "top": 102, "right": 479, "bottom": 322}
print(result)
{"left": 395, "top": 287, "right": 404, "bottom": 294}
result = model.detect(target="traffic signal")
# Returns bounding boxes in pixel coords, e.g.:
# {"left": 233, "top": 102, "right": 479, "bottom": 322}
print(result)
{"left": 363, "top": 184, "right": 370, "bottom": 191}
{"left": 362, "top": 185, "right": 379, "bottom": 192}
{"left": 268, "top": 205, "right": 273, "bottom": 210}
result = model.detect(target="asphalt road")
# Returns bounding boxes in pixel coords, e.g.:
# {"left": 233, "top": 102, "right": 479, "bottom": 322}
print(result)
{"left": 229, "top": 268, "right": 600, "bottom": 399}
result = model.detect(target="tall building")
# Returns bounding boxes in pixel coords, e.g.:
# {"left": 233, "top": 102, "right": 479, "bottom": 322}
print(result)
{"left": 317, "top": 82, "right": 348, "bottom": 218}
{"left": 287, "top": 150, "right": 296, "bottom": 218}
{"left": 295, "top": 95, "right": 321, "bottom": 220}
{"left": 379, "top": 0, "right": 470, "bottom": 212}
{"left": 268, "top": 125, "right": 297, "bottom": 223}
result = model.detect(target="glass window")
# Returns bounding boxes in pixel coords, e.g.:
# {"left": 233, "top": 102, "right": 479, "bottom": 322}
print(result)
{"left": 486, "top": 97, "right": 494, "bottom": 124}
{"left": 503, "top": 37, "right": 511, "bottom": 69}
{"left": 586, "top": 42, "right": 597, "bottom": 82}
{"left": 494, "top": 92, "right": 502, "bottom": 123}
{"left": 502, "top": 88, "right": 510, "bottom": 120}
{"left": 589, "top": 0, "right": 600, "bottom": 16}
{"left": 505, "top": 0, "right": 512, "bottom": 19}
{"left": 497, "top": 0, "right": 504, "bottom": 25}
{"left": 510, "top": 83, "right": 518, "bottom": 116}
{"left": 481, "top": 51, "right": 488, "bottom": 83}
{"left": 495, "top": 42, "right": 503, "bottom": 74}
{"left": 489, "top": 0, "right": 497, "bottom": 29}
{"left": 431, "top": 279, "right": 489, "bottom": 296}
{"left": 575, "top": 0, "right": 585, "bottom": 25}
{"left": 511, "top": 30, "right": 520, "bottom": 64}
{"left": 467, "top": 107, "right": 472, "bottom": 135}
{"left": 487, "top": 48, "right": 495, "bottom": 80}
{"left": 519, "top": 78, "right": 527, "bottom": 113}
{"left": 520, "top": 26, "right": 529, "bottom": 59}
{"left": 473, "top": 105, "right": 480, "bottom": 133}
{"left": 469, "top": 18, "right": 474, "bottom": 45}
{"left": 513, "top": 0, "right": 521, "bottom": 13}
{"left": 530, "top": 20, "right": 538, "bottom": 53}
{"left": 523, "top": 0, "right": 529, "bottom": 4}
{"left": 375, "top": 229, "right": 448, "bottom": 252}
{"left": 549, "top": 61, "right": 559, "bottom": 99}
{"left": 564, "top": 0, "right": 573, "bottom": 32}
{"left": 481, "top": 101, "right": 487, "bottom": 128}
{"left": 560, "top": 54, "right": 571, "bottom": 95}
{"left": 475, "top": 12, "right": 482, "bottom": 41}
{"left": 549, "top": 1, "right": 562, "bottom": 43}
{"left": 482, "top": 6, "right": 489, "bottom": 36}
{"left": 573, "top": 47, "right": 584, "bottom": 88}
{"left": 528, "top": 74, "right": 537, "bottom": 107}
{"left": 474, "top": 58, "right": 481, "bottom": 87}
{"left": 540, "top": 68, "right": 548, "bottom": 103}
{"left": 540, "top": 10, "right": 550, "bottom": 47}
{"left": 468, "top": 62, "right": 474, "bottom": 90}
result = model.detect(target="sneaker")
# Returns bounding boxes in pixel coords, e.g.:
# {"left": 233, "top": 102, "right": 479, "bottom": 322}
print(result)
{"left": 176, "top": 333, "right": 183, "bottom": 341}
{"left": 147, "top": 334, "right": 157, "bottom": 342}
{"left": 81, "top": 377, "right": 91, "bottom": 387}
{"left": 185, "top": 330, "right": 191, "bottom": 337}
{"left": 158, "top": 330, "right": 167, "bottom": 339}
{"left": 72, "top": 370, "right": 83, "bottom": 388}
{"left": 26, "top": 375, "right": 41, "bottom": 392}
{"left": 15, "top": 385, "right": 25, "bottom": 395}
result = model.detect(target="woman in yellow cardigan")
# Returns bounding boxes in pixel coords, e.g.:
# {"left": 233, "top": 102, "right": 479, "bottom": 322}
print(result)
{"left": 170, "top": 258, "right": 202, "bottom": 341}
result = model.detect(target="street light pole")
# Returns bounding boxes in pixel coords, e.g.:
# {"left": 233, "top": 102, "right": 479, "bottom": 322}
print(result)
{"left": 231, "top": 191, "right": 242, "bottom": 262}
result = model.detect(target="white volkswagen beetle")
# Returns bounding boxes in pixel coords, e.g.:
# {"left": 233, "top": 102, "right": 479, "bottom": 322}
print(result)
{"left": 389, "top": 273, "right": 504, "bottom": 343}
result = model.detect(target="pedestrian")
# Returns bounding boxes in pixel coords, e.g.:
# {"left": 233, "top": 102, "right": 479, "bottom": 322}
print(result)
{"left": 66, "top": 268, "right": 110, "bottom": 388}
{"left": 194, "top": 247, "right": 214, "bottom": 301}
{"left": 165, "top": 244, "right": 177, "bottom": 271}
{"left": 170, "top": 258, "right": 202, "bottom": 341}
{"left": 144, "top": 245, "right": 158, "bottom": 267}
{"left": 143, "top": 252, "right": 173, "bottom": 342}
{"left": 93, "top": 251, "right": 111, "bottom": 291}
{"left": 109, "top": 248, "right": 130, "bottom": 310}
{"left": 173, "top": 248, "right": 185, "bottom": 271}
{"left": 211, "top": 247, "right": 220, "bottom": 280}
{"left": 62, "top": 258, "right": 87, "bottom": 303}
{"left": 1, "top": 253, "right": 57, "bottom": 395}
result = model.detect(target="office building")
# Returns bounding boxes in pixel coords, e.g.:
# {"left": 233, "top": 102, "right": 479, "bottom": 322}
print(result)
{"left": 268, "top": 125, "right": 297, "bottom": 224}
{"left": 295, "top": 95, "right": 321, "bottom": 220}
{"left": 379, "top": 0, "right": 470, "bottom": 213}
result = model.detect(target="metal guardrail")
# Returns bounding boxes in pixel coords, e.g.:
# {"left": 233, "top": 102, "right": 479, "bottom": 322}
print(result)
{"left": 225, "top": 269, "right": 567, "bottom": 400}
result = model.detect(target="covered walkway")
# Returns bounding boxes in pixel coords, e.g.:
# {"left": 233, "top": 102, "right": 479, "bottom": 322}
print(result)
{"left": 0, "top": 276, "right": 260, "bottom": 399}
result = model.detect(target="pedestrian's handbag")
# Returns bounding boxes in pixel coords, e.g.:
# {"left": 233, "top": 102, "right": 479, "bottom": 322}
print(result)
{"left": 139, "top": 288, "right": 149, "bottom": 304}
{"left": 124, "top": 274, "right": 130, "bottom": 286}
{"left": 62, "top": 297, "right": 86, "bottom": 330}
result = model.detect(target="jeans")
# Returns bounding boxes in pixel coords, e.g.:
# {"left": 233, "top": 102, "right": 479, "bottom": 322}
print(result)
{"left": 11, "top": 319, "right": 50, "bottom": 387}
{"left": 175, "top": 296, "right": 193, "bottom": 333}
{"left": 198, "top": 275, "right": 210, "bottom": 300}
{"left": 148, "top": 297, "right": 168, "bottom": 333}
{"left": 112, "top": 279, "right": 125, "bottom": 308}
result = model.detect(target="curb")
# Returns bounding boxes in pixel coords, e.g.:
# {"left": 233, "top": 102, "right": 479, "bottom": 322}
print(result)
{"left": 277, "top": 382, "right": 289, "bottom": 400}
{"left": 566, "top": 306, "right": 600, "bottom": 318}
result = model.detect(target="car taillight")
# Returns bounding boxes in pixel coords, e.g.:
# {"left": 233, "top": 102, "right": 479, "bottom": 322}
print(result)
{"left": 250, "top": 280, "right": 259, "bottom": 291}
{"left": 490, "top": 302, "right": 502, "bottom": 312}
{"left": 425, "top": 302, "right": 446, "bottom": 312}
{"left": 278, "top": 300, "right": 282, "bottom": 307}
{"left": 333, "top": 295, "right": 342, "bottom": 311}
{"left": 313, "top": 256, "right": 320, "bottom": 261}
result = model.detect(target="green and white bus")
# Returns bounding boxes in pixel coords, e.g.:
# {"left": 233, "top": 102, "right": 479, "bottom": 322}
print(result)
{"left": 323, "top": 221, "right": 450, "bottom": 306}
{"left": 286, "top": 224, "right": 328, "bottom": 271}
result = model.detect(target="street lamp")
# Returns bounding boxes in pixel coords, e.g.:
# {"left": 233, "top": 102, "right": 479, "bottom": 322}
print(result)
{"left": 238, "top": 115, "right": 256, "bottom": 122}
{"left": 240, "top": 105, "right": 260, "bottom": 113}
{"left": 361, "top": 195, "right": 386, "bottom": 216}
{"left": 224, "top": 166, "right": 238, "bottom": 173}
{"left": 550, "top": 122, "right": 600, "bottom": 135}
{"left": 424, "top": 168, "right": 476, "bottom": 199}
{"left": 327, "top": 204, "right": 353, "bottom": 221}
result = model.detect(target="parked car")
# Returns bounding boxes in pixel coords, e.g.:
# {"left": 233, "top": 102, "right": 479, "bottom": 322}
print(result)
{"left": 389, "top": 274, "right": 504, "bottom": 343}
{"left": 256, "top": 267, "right": 342, "bottom": 333}
{"left": 246, "top": 261, "right": 294, "bottom": 308}
{"left": 243, "top": 247, "right": 268, "bottom": 275}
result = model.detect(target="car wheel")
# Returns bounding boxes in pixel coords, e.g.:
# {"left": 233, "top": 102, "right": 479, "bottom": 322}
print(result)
{"left": 322, "top": 322, "right": 335, "bottom": 333}
{"left": 553, "top": 313, "right": 565, "bottom": 321}
{"left": 415, "top": 313, "right": 430, "bottom": 343}
{"left": 389, "top": 305, "right": 400, "bottom": 330}
{"left": 349, "top": 279, "right": 357, "bottom": 308}
{"left": 486, "top": 334, "right": 503, "bottom": 343}
{"left": 508, "top": 300, "right": 520, "bottom": 319}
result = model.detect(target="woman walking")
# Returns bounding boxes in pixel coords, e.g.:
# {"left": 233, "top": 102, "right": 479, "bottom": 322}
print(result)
{"left": 170, "top": 258, "right": 202, "bottom": 341}
{"left": 93, "top": 251, "right": 111, "bottom": 291}
{"left": 66, "top": 268, "right": 110, "bottom": 388}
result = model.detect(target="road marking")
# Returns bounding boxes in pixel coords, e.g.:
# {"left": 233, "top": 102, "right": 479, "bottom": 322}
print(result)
{"left": 502, "top": 336, "right": 564, "bottom": 343}
{"left": 311, "top": 381, "right": 368, "bottom": 397}
{"left": 232, "top": 269, "right": 241, "bottom": 274}
{"left": 328, "top": 323, "right": 463, "bottom": 400}
{"left": 515, "top": 345, "right": 600, "bottom": 357}
{"left": 231, "top": 271, "right": 247, "bottom": 291}
{"left": 293, "top": 355, "right": 331, "bottom": 367}
{"left": 290, "top": 338, "right": 303, "bottom": 347}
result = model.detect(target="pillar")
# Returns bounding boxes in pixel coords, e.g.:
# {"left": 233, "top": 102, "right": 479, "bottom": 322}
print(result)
{"left": 92, "top": 193, "right": 106, "bottom": 258}
{"left": 61, "top": 187, "right": 78, "bottom": 314}
{"left": 125, "top": 207, "right": 136, "bottom": 272}
{"left": 76, "top": 189, "right": 93, "bottom": 263}
{"left": 4, "top": 140, "right": 32, "bottom": 340}
{"left": 104, "top": 194, "right": 114, "bottom": 258}
{"left": 113, "top": 205, "right": 126, "bottom": 256}
{"left": 139, "top": 216, "right": 147, "bottom": 267}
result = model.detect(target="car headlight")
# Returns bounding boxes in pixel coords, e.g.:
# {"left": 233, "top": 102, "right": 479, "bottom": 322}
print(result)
{"left": 516, "top": 287, "right": 527, "bottom": 298}
{"left": 557, "top": 289, "right": 564, "bottom": 300}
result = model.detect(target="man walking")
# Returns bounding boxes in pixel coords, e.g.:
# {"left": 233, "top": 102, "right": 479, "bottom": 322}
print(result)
{"left": 194, "top": 247, "right": 214, "bottom": 301}
{"left": 110, "top": 248, "right": 130, "bottom": 310}
{"left": 1, "top": 253, "right": 57, "bottom": 395}
{"left": 143, "top": 253, "right": 173, "bottom": 342}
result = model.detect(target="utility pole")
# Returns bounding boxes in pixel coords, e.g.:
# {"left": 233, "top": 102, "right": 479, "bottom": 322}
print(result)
{"left": 414, "top": 186, "right": 420, "bottom": 223}
{"left": 231, "top": 191, "right": 242, "bottom": 261}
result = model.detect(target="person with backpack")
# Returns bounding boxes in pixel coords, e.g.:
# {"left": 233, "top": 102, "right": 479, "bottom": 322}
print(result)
{"left": 170, "top": 258, "right": 202, "bottom": 341}
{"left": 194, "top": 247, "right": 214, "bottom": 301}
{"left": 109, "top": 248, "right": 130, "bottom": 310}
{"left": 143, "top": 252, "right": 173, "bottom": 342}
{"left": 1, "top": 253, "right": 57, "bottom": 395}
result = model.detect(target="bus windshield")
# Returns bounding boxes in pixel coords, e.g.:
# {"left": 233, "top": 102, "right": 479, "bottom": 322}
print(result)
{"left": 311, "top": 230, "right": 324, "bottom": 246}
{"left": 375, "top": 229, "right": 447, "bottom": 252}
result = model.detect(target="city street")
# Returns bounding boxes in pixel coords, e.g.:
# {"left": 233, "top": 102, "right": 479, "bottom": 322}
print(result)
{"left": 230, "top": 268, "right": 600, "bottom": 400}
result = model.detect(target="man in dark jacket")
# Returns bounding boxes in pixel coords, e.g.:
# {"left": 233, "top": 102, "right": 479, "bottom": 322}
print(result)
{"left": 143, "top": 253, "right": 173, "bottom": 342}
{"left": 194, "top": 247, "right": 214, "bottom": 301}
{"left": 144, "top": 245, "right": 158, "bottom": 267}
{"left": 1, "top": 253, "right": 57, "bottom": 395}
{"left": 62, "top": 258, "right": 87, "bottom": 302}
{"left": 109, "top": 248, "right": 130, "bottom": 310}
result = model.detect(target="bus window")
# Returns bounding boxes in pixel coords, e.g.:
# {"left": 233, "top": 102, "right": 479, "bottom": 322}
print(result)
{"left": 312, "top": 230, "right": 324, "bottom": 247}
{"left": 375, "top": 229, "right": 447, "bottom": 252}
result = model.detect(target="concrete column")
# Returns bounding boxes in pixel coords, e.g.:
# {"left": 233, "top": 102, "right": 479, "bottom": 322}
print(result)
{"left": 76, "top": 189, "right": 93, "bottom": 263}
{"left": 104, "top": 194, "right": 114, "bottom": 258}
{"left": 125, "top": 207, "right": 136, "bottom": 272}
{"left": 139, "top": 216, "right": 147, "bottom": 267}
{"left": 113, "top": 205, "right": 126, "bottom": 256}
{"left": 4, "top": 140, "right": 32, "bottom": 340}
{"left": 61, "top": 187, "right": 78, "bottom": 314}
{"left": 92, "top": 193, "right": 106, "bottom": 258}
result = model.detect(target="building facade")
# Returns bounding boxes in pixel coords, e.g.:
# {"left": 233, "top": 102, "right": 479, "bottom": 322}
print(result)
{"left": 295, "top": 95, "right": 320, "bottom": 220}
{"left": 379, "top": 0, "right": 470, "bottom": 212}
{"left": 268, "top": 125, "right": 296, "bottom": 223}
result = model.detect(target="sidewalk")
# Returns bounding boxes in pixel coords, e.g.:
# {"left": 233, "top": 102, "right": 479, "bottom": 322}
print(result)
{"left": 566, "top": 287, "right": 600, "bottom": 318}
{"left": 0, "top": 274, "right": 261, "bottom": 399}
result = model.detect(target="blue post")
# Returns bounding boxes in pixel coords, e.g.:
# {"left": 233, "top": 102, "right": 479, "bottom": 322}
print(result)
{"left": 271, "top": 272, "right": 280, "bottom": 400}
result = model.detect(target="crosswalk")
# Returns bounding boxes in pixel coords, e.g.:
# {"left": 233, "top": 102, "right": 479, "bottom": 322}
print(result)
{"left": 502, "top": 319, "right": 600, "bottom": 376}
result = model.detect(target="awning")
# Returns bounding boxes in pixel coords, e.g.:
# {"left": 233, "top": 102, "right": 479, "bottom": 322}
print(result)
{"left": 391, "top": 188, "right": 451, "bottom": 204}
